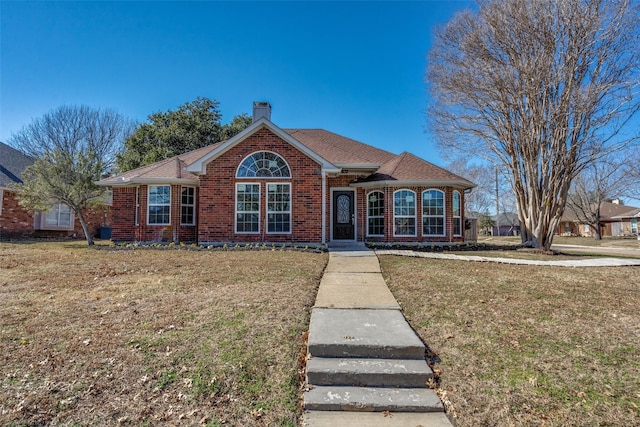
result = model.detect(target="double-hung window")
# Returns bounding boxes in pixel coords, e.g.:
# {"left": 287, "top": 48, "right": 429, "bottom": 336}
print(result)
{"left": 45, "top": 203, "right": 73, "bottom": 228}
{"left": 236, "top": 183, "right": 260, "bottom": 233}
{"left": 181, "top": 187, "right": 195, "bottom": 225}
{"left": 267, "top": 183, "right": 291, "bottom": 233}
{"left": 422, "top": 190, "right": 445, "bottom": 236}
{"left": 393, "top": 190, "right": 416, "bottom": 236}
{"left": 367, "top": 191, "right": 384, "bottom": 236}
{"left": 148, "top": 185, "right": 171, "bottom": 225}
{"left": 452, "top": 191, "right": 462, "bottom": 236}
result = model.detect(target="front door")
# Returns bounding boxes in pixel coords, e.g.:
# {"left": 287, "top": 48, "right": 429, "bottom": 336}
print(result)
{"left": 333, "top": 190, "right": 355, "bottom": 240}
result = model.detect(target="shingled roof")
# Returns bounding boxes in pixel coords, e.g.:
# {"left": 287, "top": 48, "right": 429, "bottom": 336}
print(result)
{"left": 356, "top": 151, "right": 475, "bottom": 188}
{"left": 98, "top": 122, "right": 474, "bottom": 189}
{"left": 0, "top": 142, "right": 35, "bottom": 187}
{"left": 283, "top": 129, "right": 395, "bottom": 165}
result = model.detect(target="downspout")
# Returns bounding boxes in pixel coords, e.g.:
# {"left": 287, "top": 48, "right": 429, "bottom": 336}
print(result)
{"left": 321, "top": 171, "right": 327, "bottom": 245}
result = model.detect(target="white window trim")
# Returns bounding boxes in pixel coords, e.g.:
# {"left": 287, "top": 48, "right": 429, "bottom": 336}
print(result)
{"left": 266, "top": 182, "right": 292, "bottom": 234}
{"left": 366, "top": 190, "right": 385, "bottom": 237}
{"left": 180, "top": 186, "right": 196, "bottom": 226}
{"left": 135, "top": 187, "right": 139, "bottom": 226}
{"left": 37, "top": 202, "right": 75, "bottom": 231}
{"left": 236, "top": 151, "right": 291, "bottom": 179}
{"left": 147, "top": 185, "right": 171, "bottom": 226}
{"left": 0, "top": 189, "right": 3, "bottom": 216}
{"left": 422, "top": 189, "right": 446, "bottom": 237}
{"left": 452, "top": 190, "right": 462, "bottom": 237}
{"left": 393, "top": 189, "right": 417, "bottom": 237}
{"left": 235, "top": 182, "right": 261, "bottom": 234}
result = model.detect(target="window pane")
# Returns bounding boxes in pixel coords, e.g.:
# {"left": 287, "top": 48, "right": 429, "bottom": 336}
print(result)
{"left": 267, "top": 183, "right": 291, "bottom": 233}
{"left": 148, "top": 186, "right": 171, "bottom": 225}
{"left": 236, "top": 184, "right": 260, "bottom": 233}
{"left": 367, "top": 192, "right": 385, "bottom": 236}
{"left": 237, "top": 152, "right": 290, "bottom": 178}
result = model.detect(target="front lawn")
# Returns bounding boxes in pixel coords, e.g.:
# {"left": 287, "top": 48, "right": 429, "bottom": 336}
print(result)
{"left": 0, "top": 241, "right": 327, "bottom": 426}
{"left": 380, "top": 255, "right": 640, "bottom": 426}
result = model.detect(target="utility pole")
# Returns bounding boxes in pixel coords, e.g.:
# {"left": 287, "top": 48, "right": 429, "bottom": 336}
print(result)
{"left": 495, "top": 167, "right": 500, "bottom": 236}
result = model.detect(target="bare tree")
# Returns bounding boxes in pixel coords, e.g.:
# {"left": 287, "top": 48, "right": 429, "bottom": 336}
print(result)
{"left": 446, "top": 159, "right": 514, "bottom": 215}
{"left": 9, "top": 105, "right": 134, "bottom": 245}
{"left": 566, "top": 153, "right": 635, "bottom": 240}
{"left": 427, "top": 0, "right": 640, "bottom": 250}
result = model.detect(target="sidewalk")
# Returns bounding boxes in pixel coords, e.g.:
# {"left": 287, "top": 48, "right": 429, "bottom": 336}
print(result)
{"left": 374, "top": 249, "right": 640, "bottom": 267}
{"left": 302, "top": 243, "right": 454, "bottom": 427}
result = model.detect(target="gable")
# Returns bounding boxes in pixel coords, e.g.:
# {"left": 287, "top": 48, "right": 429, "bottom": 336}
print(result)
{"left": 186, "top": 118, "right": 340, "bottom": 175}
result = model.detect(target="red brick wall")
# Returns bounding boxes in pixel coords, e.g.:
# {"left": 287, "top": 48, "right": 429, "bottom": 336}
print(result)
{"left": 358, "top": 185, "right": 466, "bottom": 244}
{"left": 0, "top": 190, "right": 34, "bottom": 238}
{"left": 1, "top": 189, "right": 112, "bottom": 240}
{"left": 111, "top": 185, "right": 198, "bottom": 243}
{"left": 198, "top": 128, "right": 323, "bottom": 243}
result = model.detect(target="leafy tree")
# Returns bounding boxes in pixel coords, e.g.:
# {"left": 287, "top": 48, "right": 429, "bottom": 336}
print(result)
{"left": 221, "top": 113, "right": 252, "bottom": 141}
{"left": 9, "top": 105, "right": 133, "bottom": 245}
{"left": 427, "top": 0, "right": 640, "bottom": 250}
{"left": 116, "top": 97, "right": 251, "bottom": 172}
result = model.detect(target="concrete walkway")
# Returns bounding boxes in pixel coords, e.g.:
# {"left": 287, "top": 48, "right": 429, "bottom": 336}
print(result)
{"left": 375, "top": 249, "right": 640, "bottom": 267}
{"left": 302, "top": 243, "right": 454, "bottom": 427}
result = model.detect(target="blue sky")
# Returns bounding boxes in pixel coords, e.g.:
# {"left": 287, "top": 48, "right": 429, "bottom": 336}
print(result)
{"left": 1, "top": 0, "right": 473, "bottom": 167}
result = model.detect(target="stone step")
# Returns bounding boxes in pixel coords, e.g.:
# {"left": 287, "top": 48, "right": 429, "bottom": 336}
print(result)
{"left": 304, "top": 386, "right": 444, "bottom": 412}
{"left": 307, "top": 357, "right": 433, "bottom": 388}
{"left": 308, "top": 309, "right": 425, "bottom": 359}
{"left": 302, "top": 410, "right": 455, "bottom": 427}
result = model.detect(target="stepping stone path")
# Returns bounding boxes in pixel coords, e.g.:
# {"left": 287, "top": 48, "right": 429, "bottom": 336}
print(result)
{"left": 302, "top": 244, "right": 454, "bottom": 427}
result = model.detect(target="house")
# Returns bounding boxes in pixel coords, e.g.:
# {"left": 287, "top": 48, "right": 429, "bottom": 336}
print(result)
{"left": 557, "top": 200, "right": 640, "bottom": 237}
{"left": 97, "top": 102, "right": 475, "bottom": 245}
{"left": 491, "top": 212, "right": 521, "bottom": 236}
{"left": 611, "top": 207, "right": 640, "bottom": 236}
{"left": 0, "top": 141, "right": 111, "bottom": 239}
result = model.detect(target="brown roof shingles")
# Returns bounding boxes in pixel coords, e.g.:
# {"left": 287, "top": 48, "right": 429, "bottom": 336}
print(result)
{"left": 100, "top": 127, "right": 474, "bottom": 187}
{"left": 284, "top": 129, "right": 395, "bottom": 165}
{"left": 363, "top": 152, "right": 475, "bottom": 186}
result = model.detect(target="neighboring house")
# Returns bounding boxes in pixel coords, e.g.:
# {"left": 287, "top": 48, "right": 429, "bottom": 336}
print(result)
{"left": 557, "top": 200, "right": 640, "bottom": 237}
{"left": 97, "top": 102, "right": 475, "bottom": 245}
{"left": 491, "top": 212, "right": 521, "bottom": 236}
{"left": 611, "top": 207, "right": 640, "bottom": 236}
{"left": 0, "top": 141, "right": 111, "bottom": 239}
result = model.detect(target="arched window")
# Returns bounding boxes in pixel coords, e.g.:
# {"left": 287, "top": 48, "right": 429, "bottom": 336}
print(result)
{"left": 394, "top": 190, "right": 416, "bottom": 236}
{"left": 452, "top": 191, "right": 462, "bottom": 236}
{"left": 236, "top": 151, "right": 290, "bottom": 178}
{"left": 367, "top": 191, "right": 384, "bottom": 236}
{"left": 422, "top": 189, "right": 445, "bottom": 236}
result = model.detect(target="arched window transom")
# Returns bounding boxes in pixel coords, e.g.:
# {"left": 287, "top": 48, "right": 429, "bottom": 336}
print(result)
{"left": 237, "top": 151, "right": 290, "bottom": 178}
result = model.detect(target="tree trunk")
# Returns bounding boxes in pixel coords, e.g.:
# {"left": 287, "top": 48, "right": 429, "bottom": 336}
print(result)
{"left": 76, "top": 210, "right": 94, "bottom": 246}
{"left": 594, "top": 220, "right": 602, "bottom": 240}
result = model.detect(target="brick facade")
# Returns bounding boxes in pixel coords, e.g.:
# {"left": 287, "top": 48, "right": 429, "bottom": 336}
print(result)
{"left": 103, "top": 123, "right": 472, "bottom": 245}
{"left": 0, "top": 189, "right": 112, "bottom": 240}
{"left": 111, "top": 185, "right": 197, "bottom": 243}
{"left": 197, "top": 128, "right": 323, "bottom": 244}
{"left": 356, "top": 186, "right": 465, "bottom": 244}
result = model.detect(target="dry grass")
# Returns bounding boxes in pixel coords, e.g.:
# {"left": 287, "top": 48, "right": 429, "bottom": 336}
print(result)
{"left": 380, "top": 255, "right": 640, "bottom": 427}
{"left": 480, "top": 235, "right": 640, "bottom": 249}
{"left": 0, "top": 241, "right": 327, "bottom": 426}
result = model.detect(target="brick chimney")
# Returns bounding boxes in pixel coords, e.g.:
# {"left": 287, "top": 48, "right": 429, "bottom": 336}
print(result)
{"left": 252, "top": 101, "right": 271, "bottom": 122}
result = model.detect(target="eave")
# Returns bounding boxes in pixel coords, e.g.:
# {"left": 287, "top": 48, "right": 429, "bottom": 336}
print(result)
{"left": 350, "top": 179, "right": 477, "bottom": 190}
{"left": 95, "top": 177, "right": 200, "bottom": 187}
